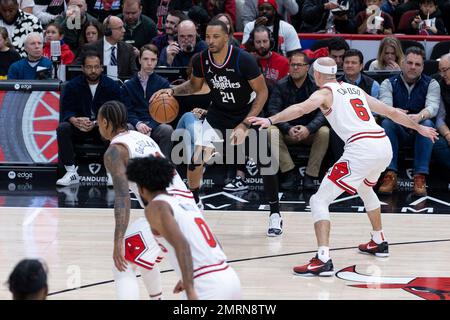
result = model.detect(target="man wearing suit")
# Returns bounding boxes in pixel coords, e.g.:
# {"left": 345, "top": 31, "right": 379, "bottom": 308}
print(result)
{"left": 56, "top": 51, "right": 121, "bottom": 186}
{"left": 77, "top": 15, "right": 137, "bottom": 81}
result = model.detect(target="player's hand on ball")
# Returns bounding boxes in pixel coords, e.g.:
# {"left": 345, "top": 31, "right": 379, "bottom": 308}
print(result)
{"left": 247, "top": 116, "right": 271, "bottom": 129}
{"left": 150, "top": 88, "right": 173, "bottom": 103}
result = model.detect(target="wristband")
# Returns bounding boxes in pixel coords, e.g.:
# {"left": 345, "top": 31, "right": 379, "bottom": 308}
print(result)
{"left": 268, "top": 118, "right": 273, "bottom": 125}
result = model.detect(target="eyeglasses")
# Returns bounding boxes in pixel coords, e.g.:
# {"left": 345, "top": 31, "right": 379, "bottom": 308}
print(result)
{"left": 439, "top": 67, "right": 450, "bottom": 74}
{"left": 290, "top": 63, "right": 309, "bottom": 68}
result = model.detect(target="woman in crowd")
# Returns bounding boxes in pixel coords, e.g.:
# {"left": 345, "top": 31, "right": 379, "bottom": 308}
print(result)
{"left": 368, "top": 36, "right": 404, "bottom": 71}
{"left": 0, "top": 27, "right": 21, "bottom": 79}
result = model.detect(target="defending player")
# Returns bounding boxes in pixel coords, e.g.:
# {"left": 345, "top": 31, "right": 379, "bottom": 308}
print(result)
{"left": 249, "top": 57, "right": 438, "bottom": 276}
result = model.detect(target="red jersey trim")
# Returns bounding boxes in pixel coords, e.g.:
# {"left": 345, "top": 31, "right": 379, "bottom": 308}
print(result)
{"left": 194, "top": 265, "right": 230, "bottom": 279}
{"left": 208, "top": 45, "right": 233, "bottom": 69}
{"left": 323, "top": 108, "right": 332, "bottom": 116}
{"left": 328, "top": 176, "right": 357, "bottom": 195}
{"left": 348, "top": 134, "right": 386, "bottom": 144}
{"left": 194, "top": 260, "right": 226, "bottom": 272}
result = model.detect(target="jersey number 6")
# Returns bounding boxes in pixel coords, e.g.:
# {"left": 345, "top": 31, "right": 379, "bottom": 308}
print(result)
{"left": 350, "top": 98, "right": 370, "bottom": 121}
{"left": 194, "top": 217, "right": 217, "bottom": 248}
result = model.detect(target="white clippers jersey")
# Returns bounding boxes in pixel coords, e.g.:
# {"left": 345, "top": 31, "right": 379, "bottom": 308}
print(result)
{"left": 110, "top": 130, "right": 194, "bottom": 207}
{"left": 152, "top": 194, "right": 228, "bottom": 280}
{"left": 322, "top": 82, "right": 385, "bottom": 145}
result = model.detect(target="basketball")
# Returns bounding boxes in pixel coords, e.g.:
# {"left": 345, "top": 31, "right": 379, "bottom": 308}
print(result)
{"left": 149, "top": 94, "right": 179, "bottom": 124}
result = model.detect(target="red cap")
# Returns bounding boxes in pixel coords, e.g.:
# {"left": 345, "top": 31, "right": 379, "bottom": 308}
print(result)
{"left": 258, "top": 0, "right": 278, "bottom": 11}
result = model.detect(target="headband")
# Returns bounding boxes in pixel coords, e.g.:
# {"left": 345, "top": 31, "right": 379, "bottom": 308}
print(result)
{"left": 313, "top": 60, "right": 337, "bottom": 75}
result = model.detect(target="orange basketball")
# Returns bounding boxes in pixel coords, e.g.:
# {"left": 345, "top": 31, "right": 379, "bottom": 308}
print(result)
{"left": 149, "top": 94, "right": 179, "bottom": 124}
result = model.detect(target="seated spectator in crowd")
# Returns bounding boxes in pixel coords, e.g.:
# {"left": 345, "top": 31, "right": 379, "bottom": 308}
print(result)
{"left": 118, "top": 0, "right": 158, "bottom": 51}
{"left": 43, "top": 23, "right": 75, "bottom": 65}
{"left": 158, "top": 19, "right": 207, "bottom": 67}
{"left": 368, "top": 36, "right": 403, "bottom": 71}
{"left": 214, "top": 13, "right": 240, "bottom": 48}
{"left": 300, "top": 0, "right": 356, "bottom": 34}
{"left": 0, "top": 0, "right": 43, "bottom": 57}
{"left": 79, "top": 20, "right": 103, "bottom": 49}
{"left": 355, "top": 0, "right": 394, "bottom": 34}
{"left": 378, "top": 47, "right": 440, "bottom": 196}
{"left": 54, "top": 0, "right": 99, "bottom": 54}
{"left": 151, "top": 10, "right": 185, "bottom": 54}
{"left": 56, "top": 51, "right": 121, "bottom": 186}
{"left": 267, "top": 50, "right": 329, "bottom": 190}
{"left": 406, "top": 0, "right": 446, "bottom": 35}
{"left": 120, "top": 44, "right": 174, "bottom": 158}
{"left": 433, "top": 53, "right": 450, "bottom": 171}
{"left": 381, "top": 0, "right": 401, "bottom": 17}
{"left": 193, "top": 0, "right": 236, "bottom": 27}
{"left": 86, "top": 0, "right": 123, "bottom": 22}
{"left": 327, "top": 36, "right": 349, "bottom": 70}
{"left": 393, "top": 0, "right": 419, "bottom": 26}
{"left": 242, "top": 0, "right": 299, "bottom": 27}
{"left": 246, "top": 25, "right": 289, "bottom": 90}
{"left": 242, "top": 0, "right": 301, "bottom": 57}
{"left": 33, "top": 0, "right": 67, "bottom": 26}
{"left": 188, "top": 4, "right": 210, "bottom": 40}
{"left": 8, "top": 32, "right": 52, "bottom": 79}
{"left": 152, "top": 0, "right": 192, "bottom": 32}
{"left": 76, "top": 15, "right": 137, "bottom": 80}
{"left": 18, "top": 0, "right": 32, "bottom": 13}
{"left": 7, "top": 259, "right": 48, "bottom": 300}
{"left": 0, "top": 26, "right": 20, "bottom": 79}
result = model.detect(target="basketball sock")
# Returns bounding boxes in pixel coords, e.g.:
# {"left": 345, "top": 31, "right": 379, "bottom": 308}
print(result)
{"left": 317, "top": 246, "right": 330, "bottom": 263}
{"left": 191, "top": 188, "right": 200, "bottom": 203}
{"left": 65, "top": 165, "right": 76, "bottom": 172}
{"left": 269, "top": 201, "right": 280, "bottom": 216}
{"left": 112, "top": 264, "right": 140, "bottom": 300}
{"left": 372, "top": 230, "right": 386, "bottom": 244}
{"left": 140, "top": 265, "right": 163, "bottom": 300}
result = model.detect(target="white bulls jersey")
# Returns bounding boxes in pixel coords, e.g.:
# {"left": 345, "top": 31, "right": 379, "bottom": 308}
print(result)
{"left": 152, "top": 194, "right": 229, "bottom": 280}
{"left": 322, "top": 82, "right": 386, "bottom": 145}
{"left": 110, "top": 130, "right": 194, "bottom": 207}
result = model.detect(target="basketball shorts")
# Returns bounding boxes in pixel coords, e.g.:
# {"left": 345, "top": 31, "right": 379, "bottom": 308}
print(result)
{"left": 123, "top": 218, "right": 165, "bottom": 270}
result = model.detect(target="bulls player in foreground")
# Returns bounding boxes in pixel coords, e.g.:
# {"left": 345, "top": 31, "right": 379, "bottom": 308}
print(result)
{"left": 98, "top": 101, "right": 195, "bottom": 299}
{"left": 151, "top": 19, "right": 282, "bottom": 237}
{"left": 127, "top": 155, "right": 242, "bottom": 299}
{"left": 249, "top": 57, "right": 438, "bottom": 276}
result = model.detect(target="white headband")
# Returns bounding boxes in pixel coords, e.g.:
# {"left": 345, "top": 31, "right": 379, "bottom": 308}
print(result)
{"left": 313, "top": 60, "right": 337, "bottom": 75}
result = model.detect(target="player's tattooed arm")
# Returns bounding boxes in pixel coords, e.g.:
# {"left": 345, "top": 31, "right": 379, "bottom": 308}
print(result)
{"left": 173, "top": 75, "right": 204, "bottom": 95}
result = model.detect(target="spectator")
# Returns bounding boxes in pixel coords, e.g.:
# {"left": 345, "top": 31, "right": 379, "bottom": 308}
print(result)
{"left": 243, "top": 0, "right": 301, "bottom": 56}
{"left": 118, "top": 0, "right": 158, "bottom": 51}
{"left": 381, "top": 0, "right": 401, "bottom": 17}
{"left": 187, "top": 4, "right": 210, "bottom": 39}
{"left": 54, "top": 0, "right": 99, "bottom": 55}
{"left": 406, "top": 0, "right": 446, "bottom": 35}
{"left": 193, "top": 0, "right": 236, "bottom": 26}
{"left": 432, "top": 53, "right": 450, "bottom": 171}
{"left": 246, "top": 25, "right": 289, "bottom": 90}
{"left": 33, "top": 0, "right": 66, "bottom": 26}
{"left": 8, "top": 32, "right": 52, "bottom": 79}
{"left": 368, "top": 36, "right": 404, "bottom": 71}
{"left": 327, "top": 36, "right": 349, "bottom": 69}
{"left": 0, "top": 26, "right": 20, "bottom": 78}
{"left": 86, "top": 0, "right": 123, "bottom": 22}
{"left": 242, "top": 0, "right": 299, "bottom": 27}
{"left": 0, "top": 0, "right": 43, "bottom": 57}
{"left": 120, "top": 44, "right": 174, "bottom": 158}
{"left": 355, "top": 0, "right": 395, "bottom": 34}
{"left": 300, "top": 0, "right": 356, "bottom": 33}
{"left": 56, "top": 51, "right": 121, "bottom": 186}
{"left": 76, "top": 15, "right": 138, "bottom": 81}
{"left": 43, "top": 23, "right": 76, "bottom": 65}
{"left": 7, "top": 259, "right": 48, "bottom": 300}
{"left": 158, "top": 19, "right": 207, "bottom": 67}
{"left": 79, "top": 20, "right": 103, "bottom": 49}
{"left": 18, "top": 0, "right": 33, "bottom": 13}
{"left": 378, "top": 47, "right": 440, "bottom": 196}
{"left": 214, "top": 12, "right": 240, "bottom": 47}
{"left": 393, "top": 0, "right": 419, "bottom": 27}
{"left": 152, "top": 0, "right": 192, "bottom": 32}
{"left": 267, "top": 50, "right": 329, "bottom": 190}
{"left": 151, "top": 10, "right": 186, "bottom": 54}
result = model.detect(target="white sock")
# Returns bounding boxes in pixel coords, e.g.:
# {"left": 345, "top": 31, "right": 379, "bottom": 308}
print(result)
{"left": 139, "top": 265, "right": 163, "bottom": 300}
{"left": 372, "top": 230, "right": 386, "bottom": 244}
{"left": 317, "top": 246, "right": 330, "bottom": 263}
{"left": 64, "top": 165, "right": 76, "bottom": 172}
{"left": 113, "top": 264, "right": 140, "bottom": 300}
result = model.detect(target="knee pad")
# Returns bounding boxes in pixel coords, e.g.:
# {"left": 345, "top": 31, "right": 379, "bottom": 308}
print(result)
{"left": 309, "top": 193, "right": 331, "bottom": 223}
{"left": 357, "top": 186, "right": 380, "bottom": 212}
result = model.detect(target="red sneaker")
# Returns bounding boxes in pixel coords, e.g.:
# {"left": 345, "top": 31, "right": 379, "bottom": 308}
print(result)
{"left": 358, "top": 239, "right": 389, "bottom": 257}
{"left": 293, "top": 255, "right": 334, "bottom": 277}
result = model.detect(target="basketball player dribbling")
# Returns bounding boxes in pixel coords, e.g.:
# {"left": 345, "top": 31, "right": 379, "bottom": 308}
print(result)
{"left": 249, "top": 57, "right": 438, "bottom": 276}
{"left": 97, "top": 100, "right": 196, "bottom": 299}
{"left": 151, "top": 19, "right": 283, "bottom": 237}
{"left": 126, "top": 155, "right": 242, "bottom": 300}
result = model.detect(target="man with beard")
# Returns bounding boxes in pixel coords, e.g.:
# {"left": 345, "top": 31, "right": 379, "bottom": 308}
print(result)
{"left": 151, "top": 10, "right": 186, "bottom": 53}
{"left": 56, "top": 51, "right": 121, "bottom": 186}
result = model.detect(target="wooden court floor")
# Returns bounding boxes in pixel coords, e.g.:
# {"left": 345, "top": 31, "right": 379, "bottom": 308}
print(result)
{"left": 0, "top": 207, "right": 449, "bottom": 300}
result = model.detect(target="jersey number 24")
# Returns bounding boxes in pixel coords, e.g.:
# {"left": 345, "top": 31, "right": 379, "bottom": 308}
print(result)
{"left": 220, "top": 92, "right": 236, "bottom": 104}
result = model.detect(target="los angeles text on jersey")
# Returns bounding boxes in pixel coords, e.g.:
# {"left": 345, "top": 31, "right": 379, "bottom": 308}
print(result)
{"left": 210, "top": 74, "right": 241, "bottom": 90}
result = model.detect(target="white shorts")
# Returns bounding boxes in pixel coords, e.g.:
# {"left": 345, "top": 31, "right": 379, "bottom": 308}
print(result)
{"left": 123, "top": 218, "right": 165, "bottom": 270}
{"left": 326, "top": 137, "right": 393, "bottom": 194}
{"left": 194, "top": 119, "right": 224, "bottom": 149}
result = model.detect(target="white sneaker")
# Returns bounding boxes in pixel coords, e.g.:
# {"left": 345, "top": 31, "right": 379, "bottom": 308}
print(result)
{"left": 196, "top": 198, "right": 204, "bottom": 210}
{"left": 223, "top": 176, "right": 248, "bottom": 192}
{"left": 267, "top": 213, "right": 283, "bottom": 237}
{"left": 56, "top": 167, "right": 80, "bottom": 186}
{"left": 107, "top": 172, "right": 113, "bottom": 187}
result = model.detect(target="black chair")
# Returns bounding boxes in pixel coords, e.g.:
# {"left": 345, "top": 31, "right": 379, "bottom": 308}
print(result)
{"left": 400, "top": 39, "right": 425, "bottom": 53}
{"left": 364, "top": 58, "right": 376, "bottom": 71}
{"left": 423, "top": 59, "right": 439, "bottom": 76}
{"left": 430, "top": 41, "right": 450, "bottom": 60}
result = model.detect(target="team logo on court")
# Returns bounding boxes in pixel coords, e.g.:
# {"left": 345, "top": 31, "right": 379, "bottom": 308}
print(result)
{"left": 336, "top": 265, "right": 450, "bottom": 300}
{"left": 88, "top": 163, "right": 102, "bottom": 175}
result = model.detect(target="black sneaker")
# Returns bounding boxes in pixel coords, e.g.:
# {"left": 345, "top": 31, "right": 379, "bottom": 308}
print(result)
{"left": 280, "top": 170, "right": 301, "bottom": 190}
{"left": 303, "top": 174, "right": 317, "bottom": 190}
{"left": 223, "top": 176, "right": 248, "bottom": 192}
{"left": 358, "top": 239, "right": 389, "bottom": 257}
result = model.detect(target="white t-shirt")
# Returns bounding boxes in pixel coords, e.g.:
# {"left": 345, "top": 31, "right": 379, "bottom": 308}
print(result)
{"left": 89, "top": 83, "right": 98, "bottom": 98}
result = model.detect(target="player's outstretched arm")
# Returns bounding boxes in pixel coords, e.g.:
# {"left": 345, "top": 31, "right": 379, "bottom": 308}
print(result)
{"left": 365, "top": 93, "right": 439, "bottom": 143}
{"left": 104, "top": 144, "right": 131, "bottom": 272}
{"left": 150, "top": 75, "right": 205, "bottom": 102}
{"left": 147, "top": 200, "right": 198, "bottom": 300}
